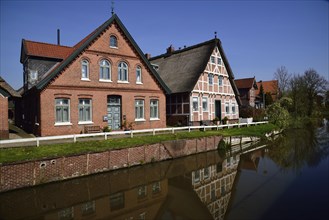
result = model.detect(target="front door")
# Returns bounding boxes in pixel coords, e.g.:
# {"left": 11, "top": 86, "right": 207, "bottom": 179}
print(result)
{"left": 107, "top": 96, "right": 121, "bottom": 130}
{"left": 215, "top": 100, "right": 222, "bottom": 120}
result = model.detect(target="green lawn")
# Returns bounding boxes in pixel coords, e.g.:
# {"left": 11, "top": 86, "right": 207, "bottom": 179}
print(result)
{"left": 0, "top": 123, "right": 277, "bottom": 164}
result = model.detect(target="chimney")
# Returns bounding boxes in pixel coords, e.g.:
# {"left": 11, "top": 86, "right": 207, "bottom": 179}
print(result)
{"left": 57, "top": 29, "right": 60, "bottom": 45}
{"left": 166, "top": 45, "right": 175, "bottom": 54}
{"left": 145, "top": 53, "right": 151, "bottom": 59}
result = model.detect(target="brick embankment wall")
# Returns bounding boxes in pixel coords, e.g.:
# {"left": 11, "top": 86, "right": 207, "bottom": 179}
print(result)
{"left": 0, "top": 136, "right": 222, "bottom": 192}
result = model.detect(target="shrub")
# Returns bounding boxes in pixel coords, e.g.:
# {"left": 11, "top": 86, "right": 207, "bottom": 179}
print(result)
{"left": 266, "top": 102, "right": 290, "bottom": 128}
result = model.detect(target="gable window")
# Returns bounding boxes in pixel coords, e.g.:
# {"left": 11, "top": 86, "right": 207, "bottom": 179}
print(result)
{"left": 135, "top": 99, "right": 144, "bottom": 120}
{"left": 210, "top": 56, "right": 215, "bottom": 64}
{"left": 192, "top": 97, "right": 198, "bottom": 111}
{"left": 118, "top": 62, "right": 128, "bottom": 82}
{"left": 136, "top": 66, "right": 142, "bottom": 83}
{"left": 81, "top": 60, "right": 89, "bottom": 80}
{"left": 217, "top": 57, "right": 222, "bottom": 65}
{"left": 110, "top": 35, "right": 118, "bottom": 48}
{"left": 79, "top": 99, "right": 92, "bottom": 123}
{"left": 218, "top": 76, "right": 223, "bottom": 86}
{"left": 30, "top": 70, "right": 38, "bottom": 81}
{"left": 209, "top": 74, "right": 214, "bottom": 85}
{"left": 150, "top": 99, "right": 159, "bottom": 119}
{"left": 202, "top": 97, "right": 208, "bottom": 111}
{"left": 100, "top": 60, "right": 111, "bottom": 81}
{"left": 55, "top": 98, "right": 70, "bottom": 124}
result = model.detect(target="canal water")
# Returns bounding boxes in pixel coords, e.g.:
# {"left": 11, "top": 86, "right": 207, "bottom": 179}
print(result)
{"left": 0, "top": 124, "right": 328, "bottom": 220}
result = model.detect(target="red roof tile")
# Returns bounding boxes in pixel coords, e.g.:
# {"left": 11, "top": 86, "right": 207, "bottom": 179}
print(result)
{"left": 234, "top": 77, "right": 256, "bottom": 89}
{"left": 24, "top": 40, "right": 74, "bottom": 60}
{"left": 256, "top": 80, "right": 278, "bottom": 94}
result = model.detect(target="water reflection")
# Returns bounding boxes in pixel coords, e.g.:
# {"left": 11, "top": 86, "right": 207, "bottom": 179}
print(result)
{"left": 0, "top": 124, "right": 328, "bottom": 220}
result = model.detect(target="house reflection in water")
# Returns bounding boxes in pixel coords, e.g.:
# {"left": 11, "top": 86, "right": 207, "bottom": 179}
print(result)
{"left": 0, "top": 142, "right": 265, "bottom": 220}
{"left": 190, "top": 154, "right": 240, "bottom": 220}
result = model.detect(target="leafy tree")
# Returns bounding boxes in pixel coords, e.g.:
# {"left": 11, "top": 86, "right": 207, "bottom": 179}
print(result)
{"left": 266, "top": 102, "right": 290, "bottom": 128}
{"left": 265, "top": 92, "right": 273, "bottom": 106}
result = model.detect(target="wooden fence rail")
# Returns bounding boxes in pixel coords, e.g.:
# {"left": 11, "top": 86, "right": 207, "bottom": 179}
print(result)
{"left": 0, "top": 121, "right": 268, "bottom": 148}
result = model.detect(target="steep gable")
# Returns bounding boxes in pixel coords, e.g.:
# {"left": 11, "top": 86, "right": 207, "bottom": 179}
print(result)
{"left": 34, "top": 14, "right": 169, "bottom": 93}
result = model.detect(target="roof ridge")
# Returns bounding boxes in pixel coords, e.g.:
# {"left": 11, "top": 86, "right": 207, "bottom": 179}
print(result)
{"left": 23, "top": 39, "right": 72, "bottom": 49}
{"left": 150, "top": 38, "right": 219, "bottom": 61}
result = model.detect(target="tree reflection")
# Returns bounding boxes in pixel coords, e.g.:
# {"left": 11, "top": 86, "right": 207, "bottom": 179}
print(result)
{"left": 267, "top": 123, "right": 329, "bottom": 172}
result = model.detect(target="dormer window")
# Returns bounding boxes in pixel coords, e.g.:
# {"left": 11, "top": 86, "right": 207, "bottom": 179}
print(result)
{"left": 81, "top": 60, "right": 89, "bottom": 80}
{"left": 110, "top": 35, "right": 118, "bottom": 48}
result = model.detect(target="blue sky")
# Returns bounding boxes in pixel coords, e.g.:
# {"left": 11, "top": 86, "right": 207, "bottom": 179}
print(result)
{"left": 1, "top": 0, "right": 328, "bottom": 89}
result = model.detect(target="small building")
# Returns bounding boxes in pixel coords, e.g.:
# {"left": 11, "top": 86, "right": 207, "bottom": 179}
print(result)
{"left": 19, "top": 14, "right": 169, "bottom": 136}
{"left": 0, "top": 77, "right": 21, "bottom": 139}
{"left": 149, "top": 38, "right": 241, "bottom": 126}
{"left": 234, "top": 77, "right": 258, "bottom": 108}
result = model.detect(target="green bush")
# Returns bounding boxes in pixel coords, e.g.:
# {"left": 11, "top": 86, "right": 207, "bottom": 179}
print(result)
{"left": 266, "top": 102, "right": 290, "bottom": 128}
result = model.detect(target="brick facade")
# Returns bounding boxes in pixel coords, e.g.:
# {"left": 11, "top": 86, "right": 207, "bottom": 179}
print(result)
{"left": 0, "top": 96, "right": 9, "bottom": 139}
{"left": 20, "top": 16, "right": 167, "bottom": 136}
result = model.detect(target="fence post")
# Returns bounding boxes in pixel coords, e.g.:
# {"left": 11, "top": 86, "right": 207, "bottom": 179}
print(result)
{"left": 36, "top": 138, "right": 39, "bottom": 147}
{"left": 130, "top": 131, "right": 134, "bottom": 138}
{"left": 74, "top": 135, "right": 77, "bottom": 143}
{"left": 172, "top": 128, "right": 174, "bottom": 134}
{"left": 105, "top": 133, "right": 107, "bottom": 140}
{"left": 203, "top": 125, "right": 206, "bottom": 132}
{"left": 153, "top": 129, "right": 155, "bottom": 136}
{"left": 188, "top": 126, "right": 191, "bottom": 132}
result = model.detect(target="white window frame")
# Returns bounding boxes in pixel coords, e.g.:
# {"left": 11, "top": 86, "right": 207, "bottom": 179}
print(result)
{"left": 218, "top": 75, "right": 223, "bottom": 86}
{"left": 192, "top": 97, "right": 198, "bottom": 111}
{"left": 136, "top": 66, "right": 142, "bottom": 84}
{"left": 81, "top": 60, "right": 89, "bottom": 80}
{"left": 202, "top": 97, "right": 208, "bottom": 111}
{"left": 150, "top": 99, "right": 159, "bottom": 120}
{"left": 209, "top": 74, "right": 214, "bottom": 85}
{"left": 55, "top": 98, "right": 71, "bottom": 125}
{"left": 118, "top": 62, "right": 128, "bottom": 82}
{"left": 78, "top": 99, "right": 93, "bottom": 124}
{"left": 217, "top": 57, "right": 222, "bottom": 65}
{"left": 225, "top": 102, "right": 230, "bottom": 114}
{"left": 232, "top": 103, "right": 236, "bottom": 114}
{"left": 110, "top": 35, "right": 118, "bottom": 48}
{"left": 99, "top": 59, "right": 111, "bottom": 81}
{"left": 210, "top": 56, "right": 215, "bottom": 64}
{"left": 135, "top": 99, "right": 145, "bottom": 121}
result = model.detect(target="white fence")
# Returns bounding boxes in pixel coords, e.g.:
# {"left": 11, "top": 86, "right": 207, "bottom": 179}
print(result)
{"left": 0, "top": 121, "right": 268, "bottom": 148}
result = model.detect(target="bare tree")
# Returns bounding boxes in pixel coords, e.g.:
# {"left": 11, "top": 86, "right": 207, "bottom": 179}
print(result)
{"left": 274, "top": 66, "right": 291, "bottom": 97}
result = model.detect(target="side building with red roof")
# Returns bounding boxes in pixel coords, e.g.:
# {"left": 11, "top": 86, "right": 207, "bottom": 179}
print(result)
{"left": 234, "top": 77, "right": 259, "bottom": 108}
{"left": 19, "top": 14, "right": 169, "bottom": 136}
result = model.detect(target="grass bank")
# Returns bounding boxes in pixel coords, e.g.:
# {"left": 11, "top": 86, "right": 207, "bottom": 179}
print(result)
{"left": 0, "top": 123, "right": 277, "bottom": 164}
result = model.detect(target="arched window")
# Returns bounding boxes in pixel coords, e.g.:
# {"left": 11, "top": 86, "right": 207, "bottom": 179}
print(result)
{"left": 118, "top": 62, "right": 128, "bottom": 82}
{"left": 136, "top": 66, "right": 142, "bottom": 83}
{"left": 110, "top": 35, "right": 118, "bottom": 48}
{"left": 81, "top": 60, "right": 89, "bottom": 79}
{"left": 99, "top": 60, "right": 111, "bottom": 80}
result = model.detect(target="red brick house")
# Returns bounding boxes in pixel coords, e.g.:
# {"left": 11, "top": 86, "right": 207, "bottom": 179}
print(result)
{"left": 0, "top": 77, "right": 21, "bottom": 139}
{"left": 19, "top": 14, "right": 169, "bottom": 136}
{"left": 149, "top": 38, "right": 241, "bottom": 126}
{"left": 234, "top": 77, "right": 258, "bottom": 108}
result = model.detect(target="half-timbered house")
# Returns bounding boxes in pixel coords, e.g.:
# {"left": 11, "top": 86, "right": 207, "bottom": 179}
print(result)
{"left": 149, "top": 38, "right": 241, "bottom": 126}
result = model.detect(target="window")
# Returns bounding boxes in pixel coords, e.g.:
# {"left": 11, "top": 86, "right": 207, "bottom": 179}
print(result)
{"left": 210, "top": 56, "right": 215, "bottom": 64}
{"left": 136, "top": 66, "right": 142, "bottom": 83}
{"left": 209, "top": 74, "right": 214, "bottom": 85}
{"left": 192, "top": 97, "right": 198, "bottom": 111}
{"left": 135, "top": 99, "right": 144, "bottom": 120}
{"left": 202, "top": 97, "right": 208, "bottom": 111}
{"left": 225, "top": 103, "right": 229, "bottom": 114}
{"left": 81, "top": 60, "right": 89, "bottom": 79}
{"left": 109, "top": 192, "right": 124, "bottom": 211}
{"left": 152, "top": 182, "right": 161, "bottom": 194}
{"left": 217, "top": 57, "right": 222, "bottom": 65}
{"left": 81, "top": 201, "right": 95, "bottom": 216}
{"left": 218, "top": 76, "right": 223, "bottom": 86}
{"left": 150, "top": 99, "right": 159, "bottom": 119}
{"left": 194, "top": 170, "right": 200, "bottom": 183}
{"left": 100, "top": 60, "right": 111, "bottom": 80}
{"left": 232, "top": 103, "right": 236, "bottom": 114}
{"left": 58, "top": 208, "right": 73, "bottom": 220}
{"left": 110, "top": 35, "right": 118, "bottom": 48}
{"left": 138, "top": 186, "right": 147, "bottom": 199}
{"left": 118, "top": 62, "right": 128, "bottom": 82}
{"left": 55, "top": 99, "right": 70, "bottom": 123}
{"left": 79, "top": 99, "right": 92, "bottom": 122}
{"left": 30, "top": 70, "right": 38, "bottom": 81}
{"left": 204, "top": 167, "right": 210, "bottom": 179}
